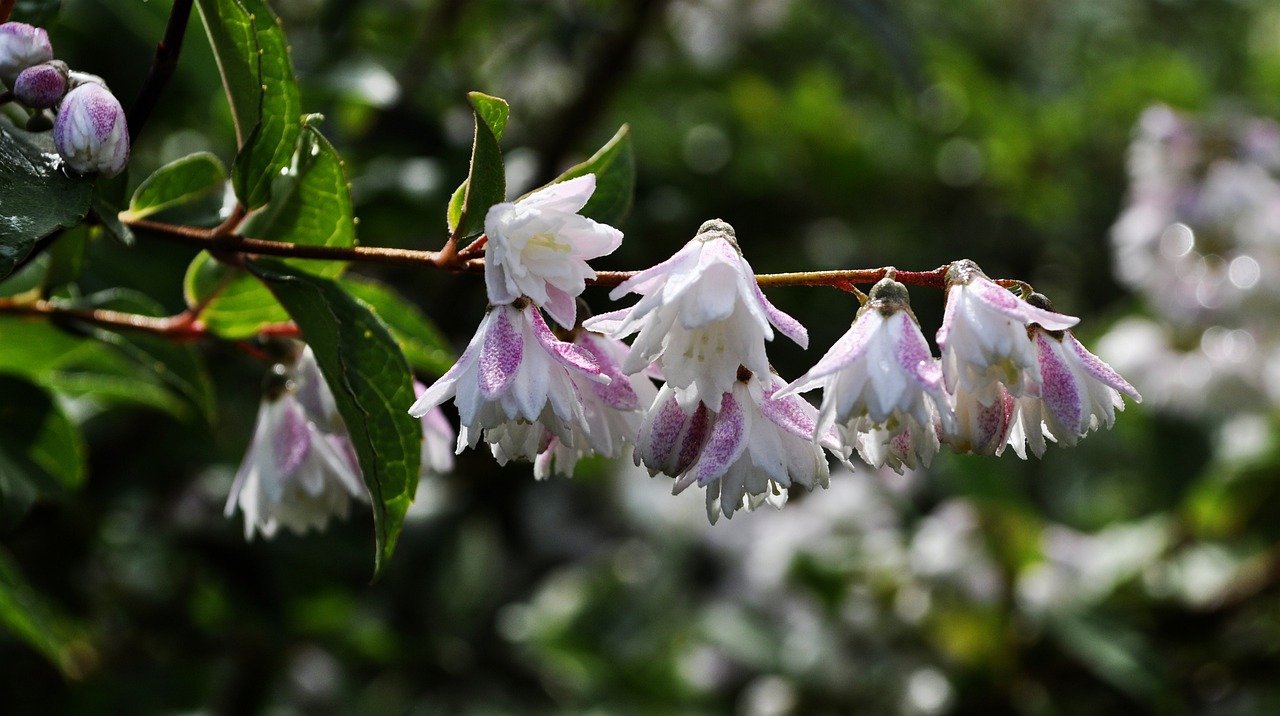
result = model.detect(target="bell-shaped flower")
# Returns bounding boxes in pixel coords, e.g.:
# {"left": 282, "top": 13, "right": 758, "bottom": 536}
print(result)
{"left": 225, "top": 346, "right": 367, "bottom": 540}
{"left": 484, "top": 174, "right": 624, "bottom": 328}
{"left": 1007, "top": 323, "right": 1143, "bottom": 458}
{"left": 585, "top": 219, "right": 807, "bottom": 412}
{"left": 12, "top": 60, "right": 66, "bottom": 108}
{"left": 942, "top": 384, "right": 1016, "bottom": 456}
{"left": 936, "top": 260, "right": 1078, "bottom": 406}
{"left": 642, "top": 367, "right": 838, "bottom": 524}
{"left": 52, "top": 81, "right": 130, "bottom": 177}
{"left": 781, "top": 277, "right": 954, "bottom": 472}
{"left": 0, "top": 22, "right": 53, "bottom": 85}
{"left": 488, "top": 329, "right": 658, "bottom": 478}
{"left": 408, "top": 300, "right": 608, "bottom": 459}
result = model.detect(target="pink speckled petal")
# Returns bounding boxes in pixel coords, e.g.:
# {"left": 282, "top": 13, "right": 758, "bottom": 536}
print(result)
{"left": 694, "top": 392, "right": 749, "bottom": 484}
{"left": 580, "top": 334, "right": 640, "bottom": 410}
{"left": 528, "top": 307, "right": 604, "bottom": 379}
{"left": 643, "top": 390, "right": 688, "bottom": 468}
{"left": 759, "top": 383, "right": 817, "bottom": 441}
{"left": 479, "top": 306, "right": 523, "bottom": 398}
{"left": 893, "top": 313, "right": 942, "bottom": 388}
{"left": 972, "top": 277, "right": 1079, "bottom": 330}
{"left": 1035, "top": 332, "right": 1084, "bottom": 432}
{"left": 1067, "top": 334, "right": 1142, "bottom": 402}
{"left": 272, "top": 399, "right": 312, "bottom": 476}
{"left": 752, "top": 280, "right": 808, "bottom": 349}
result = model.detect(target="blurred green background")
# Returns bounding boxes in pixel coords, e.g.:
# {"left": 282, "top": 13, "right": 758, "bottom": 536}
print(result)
{"left": 4, "top": 0, "right": 1280, "bottom": 713}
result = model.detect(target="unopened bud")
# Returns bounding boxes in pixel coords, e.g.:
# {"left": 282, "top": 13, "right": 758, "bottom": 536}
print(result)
{"left": 0, "top": 22, "right": 53, "bottom": 86}
{"left": 13, "top": 60, "right": 68, "bottom": 109}
{"left": 53, "top": 82, "right": 130, "bottom": 177}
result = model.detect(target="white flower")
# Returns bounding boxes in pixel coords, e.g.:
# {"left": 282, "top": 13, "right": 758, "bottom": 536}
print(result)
{"left": 936, "top": 260, "right": 1077, "bottom": 406}
{"left": 225, "top": 346, "right": 367, "bottom": 540}
{"left": 414, "top": 382, "right": 456, "bottom": 475}
{"left": 639, "top": 369, "right": 838, "bottom": 524}
{"left": 0, "top": 22, "right": 52, "bottom": 85}
{"left": 1007, "top": 325, "right": 1142, "bottom": 458}
{"left": 585, "top": 219, "right": 807, "bottom": 411}
{"left": 781, "top": 277, "right": 953, "bottom": 472}
{"left": 484, "top": 174, "right": 623, "bottom": 328}
{"left": 941, "top": 384, "right": 1016, "bottom": 456}
{"left": 52, "top": 81, "right": 130, "bottom": 177}
{"left": 408, "top": 301, "right": 608, "bottom": 459}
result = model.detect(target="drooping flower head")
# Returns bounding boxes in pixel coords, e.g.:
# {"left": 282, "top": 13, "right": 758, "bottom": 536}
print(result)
{"left": 936, "top": 260, "right": 1078, "bottom": 406}
{"left": 489, "top": 327, "right": 659, "bottom": 479}
{"left": 52, "top": 79, "right": 130, "bottom": 177}
{"left": 484, "top": 174, "right": 623, "bottom": 328}
{"left": 663, "top": 368, "right": 839, "bottom": 524}
{"left": 943, "top": 384, "right": 1016, "bottom": 456}
{"left": 226, "top": 346, "right": 367, "bottom": 540}
{"left": 0, "top": 22, "right": 53, "bottom": 86}
{"left": 1006, "top": 295, "right": 1143, "bottom": 458}
{"left": 585, "top": 219, "right": 807, "bottom": 411}
{"left": 408, "top": 300, "right": 609, "bottom": 460}
{"left": 782, "top": 276, "right": 954, "bottom": 472}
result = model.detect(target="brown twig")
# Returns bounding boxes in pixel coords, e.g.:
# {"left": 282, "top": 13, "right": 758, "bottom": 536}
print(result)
{"left": 0, "top": 0, "right": 14, "bottom": 24}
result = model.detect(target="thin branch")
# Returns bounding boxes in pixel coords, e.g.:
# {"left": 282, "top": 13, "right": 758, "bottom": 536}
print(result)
{"left": 0, "top": 296, "right": 300, "bottom": 341}
{"left": 128, "top": 0, "right": 194, "bottom": 143}
{"left": 128, "top": 218, "right": 474, "bottom": 270}
{"left": 128, "top": 216, "right": 954, "bottom": 290}
{"left": 0, "top": 0, "right": 13, "bottom": 24}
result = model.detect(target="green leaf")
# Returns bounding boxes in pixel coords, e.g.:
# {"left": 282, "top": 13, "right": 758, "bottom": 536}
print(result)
{"left": 0, "top": 124, "right": 94, "bottom": 279}
{"left": 79, "top": 290, "right": 217, "bottom": 423}
{"left": 121, "top": 152, "right": 228, "bottom": 223}
{"left": 340, "top": 276, "right": 457, "bottom": 377}
{"left": 10, "top": 1, "right": 63, "bottom": 26}
{"left": 248, "top": 260, "right": 422, "bottom": 578}
{"left": 42, "top": 224, "right": 88, "bottom": 294}
{"left": 195, "top": 0, "right": 302, "bottom": 209}
{"left": 0, "top": 316, "right": 192, "bottom": 418}
{"left": 185, "top": 120, "right": 356, "bottom": 339}
{"left": 552, "top": 124, "right": 635, "bottom": 227}
{"left": 446, "top": 92, "right": 508, "bottom": 238}
{"left": 243, "top": 118, "right": 355, "bottom": 256}
{"left": 0, "top": 375, "right": 86, "bottom": 528}
{"left": 183, "top": 253, "right": 290, "bottom": 338}
{"left": 0, "top": 548, "right": 95, "bottom": 679}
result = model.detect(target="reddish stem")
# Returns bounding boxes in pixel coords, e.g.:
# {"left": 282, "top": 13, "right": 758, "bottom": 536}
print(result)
{"left": 0, "top": 0, "right": 14, "bottom": 23}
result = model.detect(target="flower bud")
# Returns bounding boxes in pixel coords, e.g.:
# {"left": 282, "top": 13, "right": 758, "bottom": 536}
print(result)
{"left": 12, "top": 60, "right": 67, "bottom": 108}
{"left": 53, "top": 82, "right": 130, "bottom": 177}
{"left": 0, "top": 22, "right": 53, "bottom": 86}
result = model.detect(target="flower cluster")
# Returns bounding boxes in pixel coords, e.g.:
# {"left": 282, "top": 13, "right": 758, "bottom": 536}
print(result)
{"left": 401, "top": 174, "right": 1140, "bottom": 524}
{"left": 1103, "top": 105, "right": 1280, "bottom": 418}
{"left": 1, "top": 21, "right": 129, "bottom": 176}
{"left": 226, "top": 344, "right": 454, "bottom": 539}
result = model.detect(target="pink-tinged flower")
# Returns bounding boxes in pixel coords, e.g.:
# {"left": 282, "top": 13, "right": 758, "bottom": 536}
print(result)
{"left": 414, "top": 383, "right": 456, "bottom": 475}
{"left": 640, "top": 368, "right": 837, "bottom": 524}
{"left": 12, "top": 60, "right": 66, "bottom": 109}
{"left": 408, "top": 301, "right": 608, "bottom": 459}
{"left": 942, "top": 384, "right": 1016, "bottom": 456}
{"left": 488, "top": 329, "right": 659, "bottom": 478}
{"left": 585, "top": 219, "right": 807, "bottom": 411}
{"left": 53, "top": 81, "right": 130, "bottom": 177}
{"left": 1007, "top": 326, "right": 1143, "bottom": 458}
{"left": 226, "top": 346, "right": 367, "bottom": 540}
{"left": 936, "top": 260, "right": 1078, "bottom": 406}
{"left": 484, "top": 174, "right": 624, "bottom": 328}
{"left": 781, "top": 277, "right": 954, "bottom": 472}
{"left": 0, "top": 22, "right": 53, "bottom": 85}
